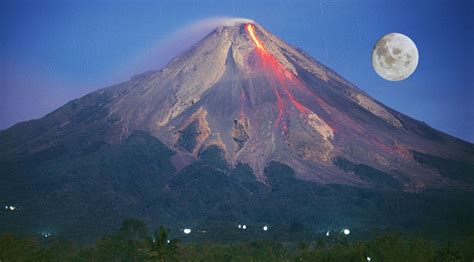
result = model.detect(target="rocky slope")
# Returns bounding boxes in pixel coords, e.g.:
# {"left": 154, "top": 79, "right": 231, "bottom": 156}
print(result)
{"left": 1, "top": 20, "right": 473, "bottom": 240}
{"left": 2, "top": 21, "right": 472, "bottom": 189}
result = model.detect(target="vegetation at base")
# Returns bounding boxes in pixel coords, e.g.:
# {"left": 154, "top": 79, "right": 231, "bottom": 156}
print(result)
{"left": 1, "top": 131, "right": 473, "bottom": 242}
{"left": 333, "top": 157, "right": 403, "bottom": 189}
{"left": 411, "top": 150, "right": 474, "bottom": 183}
{"left": 1, "top": 219, "right": 473, "bottom": 262}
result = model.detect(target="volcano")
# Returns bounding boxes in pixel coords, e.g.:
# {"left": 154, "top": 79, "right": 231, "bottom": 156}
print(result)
{"left": 1, "top": 20, "right": 473, "bottom": 240}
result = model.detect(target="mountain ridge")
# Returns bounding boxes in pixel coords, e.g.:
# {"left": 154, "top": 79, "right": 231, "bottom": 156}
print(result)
{"left": 2, "top": 21, "right": 471, "bottom": 189}
{"left": 1, "top": 20, "right": 473, "bottom": 240}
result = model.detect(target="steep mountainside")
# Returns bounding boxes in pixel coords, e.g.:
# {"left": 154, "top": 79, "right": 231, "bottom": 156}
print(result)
{"left": 1, "top": 20, "right": 473, "bottom": 240}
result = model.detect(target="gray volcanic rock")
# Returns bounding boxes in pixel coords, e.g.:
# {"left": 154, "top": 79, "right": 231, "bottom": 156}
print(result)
{"left": 1, "top": 20, "right": 473, "bottom": 241}
{"left": 1, "top": 21, "right": 471, "bottom": 191}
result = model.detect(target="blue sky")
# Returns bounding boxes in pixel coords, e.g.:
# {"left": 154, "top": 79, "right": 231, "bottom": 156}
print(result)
{"left": 1, "top": 0, "right": 473, "bottom": 142}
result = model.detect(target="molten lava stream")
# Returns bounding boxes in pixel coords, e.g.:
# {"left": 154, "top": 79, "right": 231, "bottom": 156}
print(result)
{"left": 249, "top": 24, "right": 335, "bottom": 116}
{"left": 261, "top": 54, "right": 287, "bottom": 130}
{"left": 247, "top": 24, "right": 287, "bottom": 130}
{"left": 246, "top": 23, "right": 324, "bottom": 132}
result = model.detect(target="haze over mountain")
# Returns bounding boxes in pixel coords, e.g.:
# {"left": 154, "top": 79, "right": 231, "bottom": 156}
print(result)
{"left": 1, "top": 19, "right": 472, "bottom": 241}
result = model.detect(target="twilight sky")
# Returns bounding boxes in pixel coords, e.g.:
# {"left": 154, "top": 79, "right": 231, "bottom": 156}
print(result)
{"left": 1, "top": 0, "right": 473, "bottom": 142}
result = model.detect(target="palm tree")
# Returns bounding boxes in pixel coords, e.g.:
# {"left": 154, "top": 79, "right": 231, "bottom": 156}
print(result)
{"left": 147, "top": 226, "right": 180, "bottom": 262}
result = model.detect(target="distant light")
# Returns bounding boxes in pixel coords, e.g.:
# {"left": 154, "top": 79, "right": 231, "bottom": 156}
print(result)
{"left": 41, "top": 231, "right": 52, "bottom": 238}
{"left": 183, "top": 228, "right": 191, "bottom": 234}
{"left": 8, "top": 206, "right": 16, "bottom": 211}
{"left": 367, "top": 257, "right": 371, "bottom": 261}
{"left": 167, "top": 240, "right": 170, "bottom": 244}
{"left": 263, "top": 225, "right": 268, "bottom": 231}
{"left": 238, "top": 224, "right": 242, "bottom": 229}
{"left": 242, "top": 225, "right": 247, "bottom": 230}
{"left": 326, "top": 231, "right": 330, "bottom": 237}
{"left": 343, "top": 229, "right": 350, "bottom": 235}
{"left": 4, "top": 206, "right": 8, "bottom": 210}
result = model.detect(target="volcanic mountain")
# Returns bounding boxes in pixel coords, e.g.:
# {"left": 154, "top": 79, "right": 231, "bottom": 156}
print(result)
{"left": 1, "top": 20, "right": 473, "bottom": 240}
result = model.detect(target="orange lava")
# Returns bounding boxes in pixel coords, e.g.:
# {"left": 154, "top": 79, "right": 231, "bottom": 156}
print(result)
{"left": 245, "top": 23, "right": 334, "bottom": 135}
{"left": 371, "top": 136, "right": 410, "bottom": 159}
{"left": 246, "top": 24, "right": 265, "bottom": 51}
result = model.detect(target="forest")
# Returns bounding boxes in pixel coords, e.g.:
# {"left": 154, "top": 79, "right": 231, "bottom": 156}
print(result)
{"left": 1, "top": 218, "right": 473, "bottom": 261}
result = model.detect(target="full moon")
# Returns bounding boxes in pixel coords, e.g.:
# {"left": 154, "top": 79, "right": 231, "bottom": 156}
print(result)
{"left": 372, "top": 33, "right": 419, "bottom": 81}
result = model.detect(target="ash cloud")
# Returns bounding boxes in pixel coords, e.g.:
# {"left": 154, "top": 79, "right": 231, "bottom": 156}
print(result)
{"left": 119, "top": 17, "right": 254, "bottom": 78}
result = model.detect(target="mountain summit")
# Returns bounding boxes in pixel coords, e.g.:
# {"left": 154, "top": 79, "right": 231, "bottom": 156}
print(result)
{"left": 1, "top": 20, "right": 472, "bottom": 239}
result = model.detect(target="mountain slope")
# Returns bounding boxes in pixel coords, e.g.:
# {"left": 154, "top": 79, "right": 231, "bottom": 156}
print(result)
{"left": 2, "top": 21, "right": 472, "bottom": 189}
{"left": 1, "top": 20, "right": 473, "bottom": 240}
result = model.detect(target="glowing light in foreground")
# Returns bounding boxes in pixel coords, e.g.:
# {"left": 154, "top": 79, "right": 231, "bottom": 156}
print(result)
{"left": 5, "top": 205, "right": 17, "bottom": 211}
{"left": 41, "top": 231, "right": 52, "bottom": 238}
{"left": 263, "top": 225, "right": 268, "bottom": 231}
{"left": 367, "top": 257, "right": 371, "bottom": 261}
{"left": 326, "top": 231, "right": 330, "bottom": 237}
{"left": 343, "top": 229, "right": 350, "bottom": 235}
{"left": 246, "top": 24, "right": 265, "bottom": 51}
{"left": 242, "top": 225, "right": 247, "bottom": 230}
{"left": 183, "top": 228, "right": 191, "bottom": 234}
{"left": 238, "top": 224, "right": 242, "bottom": 229}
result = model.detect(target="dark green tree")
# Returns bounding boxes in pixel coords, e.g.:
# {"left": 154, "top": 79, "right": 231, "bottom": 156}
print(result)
{"left": 147, "top": 226, "right": 180, "bottom": 262}
{"left": 118, "top": 218, "right": 149, "bottom": 242}
{"left": 0, "top": 234, "right": 39, "bottom": 261}
{"left": 435, "top": 242, "right": 463, "bottom": 262}
{"left": 91, "top": 219, "right": 150, "bottom": 261}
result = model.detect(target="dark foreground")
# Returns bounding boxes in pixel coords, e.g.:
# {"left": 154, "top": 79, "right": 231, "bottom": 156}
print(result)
{"left": 1, "top": 219, "right": 473, "bottom": 262}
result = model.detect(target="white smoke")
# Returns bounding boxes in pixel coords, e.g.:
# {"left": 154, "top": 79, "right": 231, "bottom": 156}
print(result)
{"left": 117, "top": 17, "right": 254, "bottom": 79}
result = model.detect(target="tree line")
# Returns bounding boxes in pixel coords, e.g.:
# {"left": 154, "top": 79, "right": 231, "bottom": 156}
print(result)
{"left": 0, "top": 218, "right": 473, "bottom": 261}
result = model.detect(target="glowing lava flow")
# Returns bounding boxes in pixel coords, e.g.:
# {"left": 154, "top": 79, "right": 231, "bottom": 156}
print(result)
{"left": 245, "top": 23, "right": 334, "bottom": 135}
{"left": 246, "top": 24, "right": 265, "bottom": 51}
{"left": 246, "top": 24, "right": 287, "bottom": 129}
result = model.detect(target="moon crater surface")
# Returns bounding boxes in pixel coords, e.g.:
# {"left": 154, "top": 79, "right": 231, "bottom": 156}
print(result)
{"left": 372, "top": 33, "right": 419, "bottom": 81}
